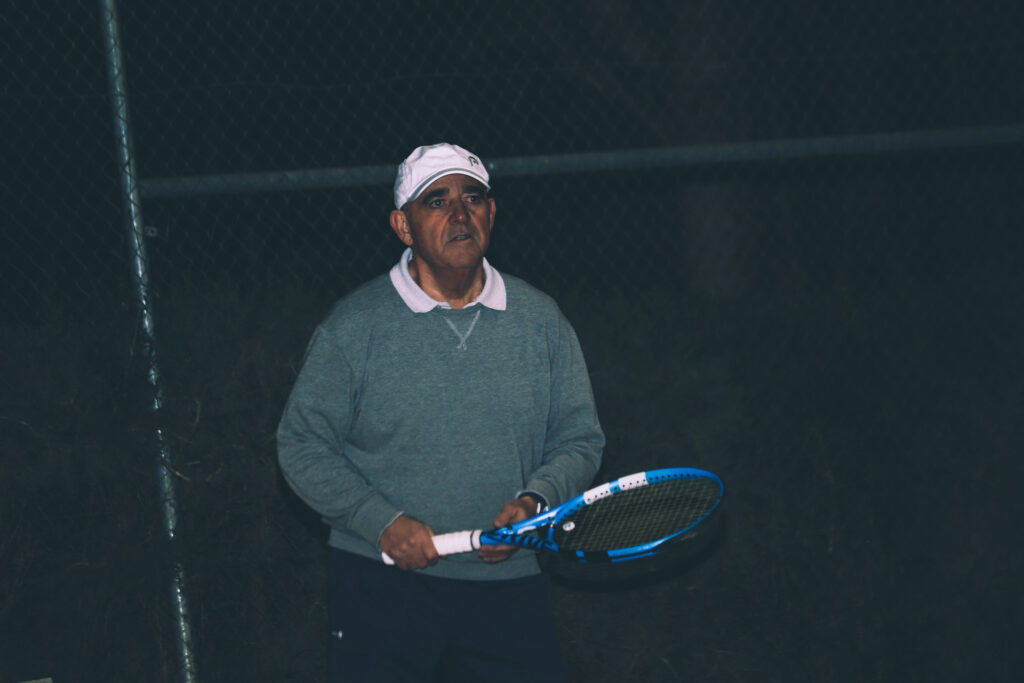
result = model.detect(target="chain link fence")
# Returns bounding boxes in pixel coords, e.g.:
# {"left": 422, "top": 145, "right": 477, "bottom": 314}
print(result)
{"left": 4, "top": 1, "right": 1023, "bottom": 682}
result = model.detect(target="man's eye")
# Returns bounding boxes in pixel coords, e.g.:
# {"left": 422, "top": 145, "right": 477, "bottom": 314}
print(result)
{"left": 429, "top": 199, "right": 445, "bottom": 208}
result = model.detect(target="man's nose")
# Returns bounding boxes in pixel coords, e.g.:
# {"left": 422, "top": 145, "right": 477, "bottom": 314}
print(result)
{"left": 450, "top": 197, "right": 469, "bottom": 222}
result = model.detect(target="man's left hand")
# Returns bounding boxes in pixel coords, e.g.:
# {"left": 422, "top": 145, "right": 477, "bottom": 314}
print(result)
{"left": 478, "top": 497, "right": 537, "bottom": 564}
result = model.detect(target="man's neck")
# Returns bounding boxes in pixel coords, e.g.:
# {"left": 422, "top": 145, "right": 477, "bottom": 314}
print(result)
{"left": 408, "top": 257, "right": 485, "bottom": 310}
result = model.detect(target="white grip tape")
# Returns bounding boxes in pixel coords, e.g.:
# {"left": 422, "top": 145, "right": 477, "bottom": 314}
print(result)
{"left": 433, "top": 530, "right": 481, "bottom": 556}
{"left": 381, "top": 529, "right": 481, "bottom": 565}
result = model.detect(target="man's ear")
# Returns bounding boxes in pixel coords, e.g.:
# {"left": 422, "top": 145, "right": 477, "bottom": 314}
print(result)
{"left": 389, "top": 209, "right": 413, "bottom": 246}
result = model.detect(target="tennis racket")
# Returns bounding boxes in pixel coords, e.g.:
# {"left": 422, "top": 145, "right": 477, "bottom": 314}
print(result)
{"left": 382, "top": 467, "right": 723, "bottom": 565}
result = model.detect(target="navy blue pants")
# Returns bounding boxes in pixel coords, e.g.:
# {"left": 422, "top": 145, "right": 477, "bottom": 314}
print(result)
{"left": 328, "top": 548, "right": 567, "bottom": 683}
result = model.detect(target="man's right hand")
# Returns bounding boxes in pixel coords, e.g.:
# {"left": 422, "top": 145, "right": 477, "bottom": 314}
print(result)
{"left": 378, "top": 515, "right": 439, "bottom": 570}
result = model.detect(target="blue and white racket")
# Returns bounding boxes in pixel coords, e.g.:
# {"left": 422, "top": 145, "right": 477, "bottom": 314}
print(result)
{"left": 383, "top": 467, "right": 723, "bottom": 564}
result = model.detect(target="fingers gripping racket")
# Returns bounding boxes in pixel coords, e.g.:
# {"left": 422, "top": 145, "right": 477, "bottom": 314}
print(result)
{"left": 382, "top": 467, "right": 723, "bottom": 565}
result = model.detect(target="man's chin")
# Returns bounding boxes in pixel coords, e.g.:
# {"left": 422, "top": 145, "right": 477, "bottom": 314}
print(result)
{"left": 444, "top": 243, "right": 487, "bottom": 264}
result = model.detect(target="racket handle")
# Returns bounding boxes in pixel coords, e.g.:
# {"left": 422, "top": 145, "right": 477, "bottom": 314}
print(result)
{"left": 381, "top": 529, "right": 482, "bottom": 565}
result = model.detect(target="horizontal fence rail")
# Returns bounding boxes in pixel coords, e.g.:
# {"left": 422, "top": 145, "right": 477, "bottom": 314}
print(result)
{"left": 140, "top": 124, "right": 1024, "bottom": 198}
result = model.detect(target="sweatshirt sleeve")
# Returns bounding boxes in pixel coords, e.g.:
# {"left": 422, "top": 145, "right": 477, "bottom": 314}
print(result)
{"left": 523, "top": 312, "right": 604, "bottom": 507}
{"left": 276, "top": 326, "right": 402, "bottom": 547}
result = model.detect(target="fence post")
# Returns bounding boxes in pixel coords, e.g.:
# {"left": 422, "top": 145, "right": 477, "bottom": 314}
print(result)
{"left": 98, "top": 1, "right": 199, "bottom": 681}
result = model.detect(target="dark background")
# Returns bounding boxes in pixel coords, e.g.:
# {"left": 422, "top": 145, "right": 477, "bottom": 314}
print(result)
{"left": 2, "top": 1, "right": 1022, "bottom": 681}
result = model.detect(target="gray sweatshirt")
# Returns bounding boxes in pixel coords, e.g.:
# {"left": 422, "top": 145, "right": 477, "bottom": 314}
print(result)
{"left": 277, "top": 268, "right": 604, "bottom": 580}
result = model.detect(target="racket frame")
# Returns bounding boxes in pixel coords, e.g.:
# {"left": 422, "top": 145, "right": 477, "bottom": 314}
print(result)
{"left": 473, "top": 466, "right": 723, "bottom": 562}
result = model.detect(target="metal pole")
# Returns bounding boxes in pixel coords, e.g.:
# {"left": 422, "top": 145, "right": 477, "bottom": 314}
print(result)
{"left": 98, "top": 1, "right": 198, "bottom": 681}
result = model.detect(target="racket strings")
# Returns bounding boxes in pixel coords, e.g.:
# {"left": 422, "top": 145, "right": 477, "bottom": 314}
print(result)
{"left": 552, "top": 477, "right": 720, "bottom": 553}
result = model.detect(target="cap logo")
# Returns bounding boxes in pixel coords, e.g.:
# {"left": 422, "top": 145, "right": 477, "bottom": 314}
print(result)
{"left": 468, "top": 156, "right": 480, "bottom": 166}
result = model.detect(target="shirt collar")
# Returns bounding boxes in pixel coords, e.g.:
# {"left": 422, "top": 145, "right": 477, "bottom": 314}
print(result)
{"left": 389, "top": 247, "right": 507, "bottom": 313}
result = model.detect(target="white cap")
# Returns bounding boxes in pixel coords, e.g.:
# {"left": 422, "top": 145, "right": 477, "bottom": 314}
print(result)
{"left": 393, "top": 143, "right": 490, "bottom": 209}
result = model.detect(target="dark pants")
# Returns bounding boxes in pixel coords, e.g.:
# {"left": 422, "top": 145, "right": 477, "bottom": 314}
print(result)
{"left": 328, "top": 548, "right": 567, "bottom": 683}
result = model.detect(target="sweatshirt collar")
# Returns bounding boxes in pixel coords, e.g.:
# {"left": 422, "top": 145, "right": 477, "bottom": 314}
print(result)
{"left": 389, "top": 247, "right": 507, "bottom": 313}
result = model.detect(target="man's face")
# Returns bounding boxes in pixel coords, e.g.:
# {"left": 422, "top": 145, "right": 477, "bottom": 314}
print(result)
{"left": 391, "top": 173, "right": 496, "bottom": 273}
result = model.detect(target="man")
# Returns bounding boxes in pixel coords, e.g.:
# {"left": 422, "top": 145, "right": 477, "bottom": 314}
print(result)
{"left": 277, "top": 143, "right": 604, "bottom": 682}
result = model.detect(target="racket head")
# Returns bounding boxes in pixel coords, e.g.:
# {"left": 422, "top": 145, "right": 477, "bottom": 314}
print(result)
{"left": 546, "top": 467, "right": 723, "bottom": 562}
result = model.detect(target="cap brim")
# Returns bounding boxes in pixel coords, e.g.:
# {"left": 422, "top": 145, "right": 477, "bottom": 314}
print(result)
{"left": 402, "top": 168, "right": 490, "bottom": 207}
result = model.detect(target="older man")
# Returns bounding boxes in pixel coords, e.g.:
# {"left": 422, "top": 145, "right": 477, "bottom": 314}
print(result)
{"left": 277, "top": 143, "right": 604, "bottom": 682}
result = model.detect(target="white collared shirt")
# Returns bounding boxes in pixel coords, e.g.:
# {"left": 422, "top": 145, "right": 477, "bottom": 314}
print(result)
{"left": 388, "top": 247, "right": 507, "bottom": 313}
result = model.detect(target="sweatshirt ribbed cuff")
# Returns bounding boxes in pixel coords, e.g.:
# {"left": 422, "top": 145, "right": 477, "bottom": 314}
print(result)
{"left": 521, "top": 482, "right": 558, "bottom": 510}
{"left": 345, "top": 494, "right": 404, "bottom": 549}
